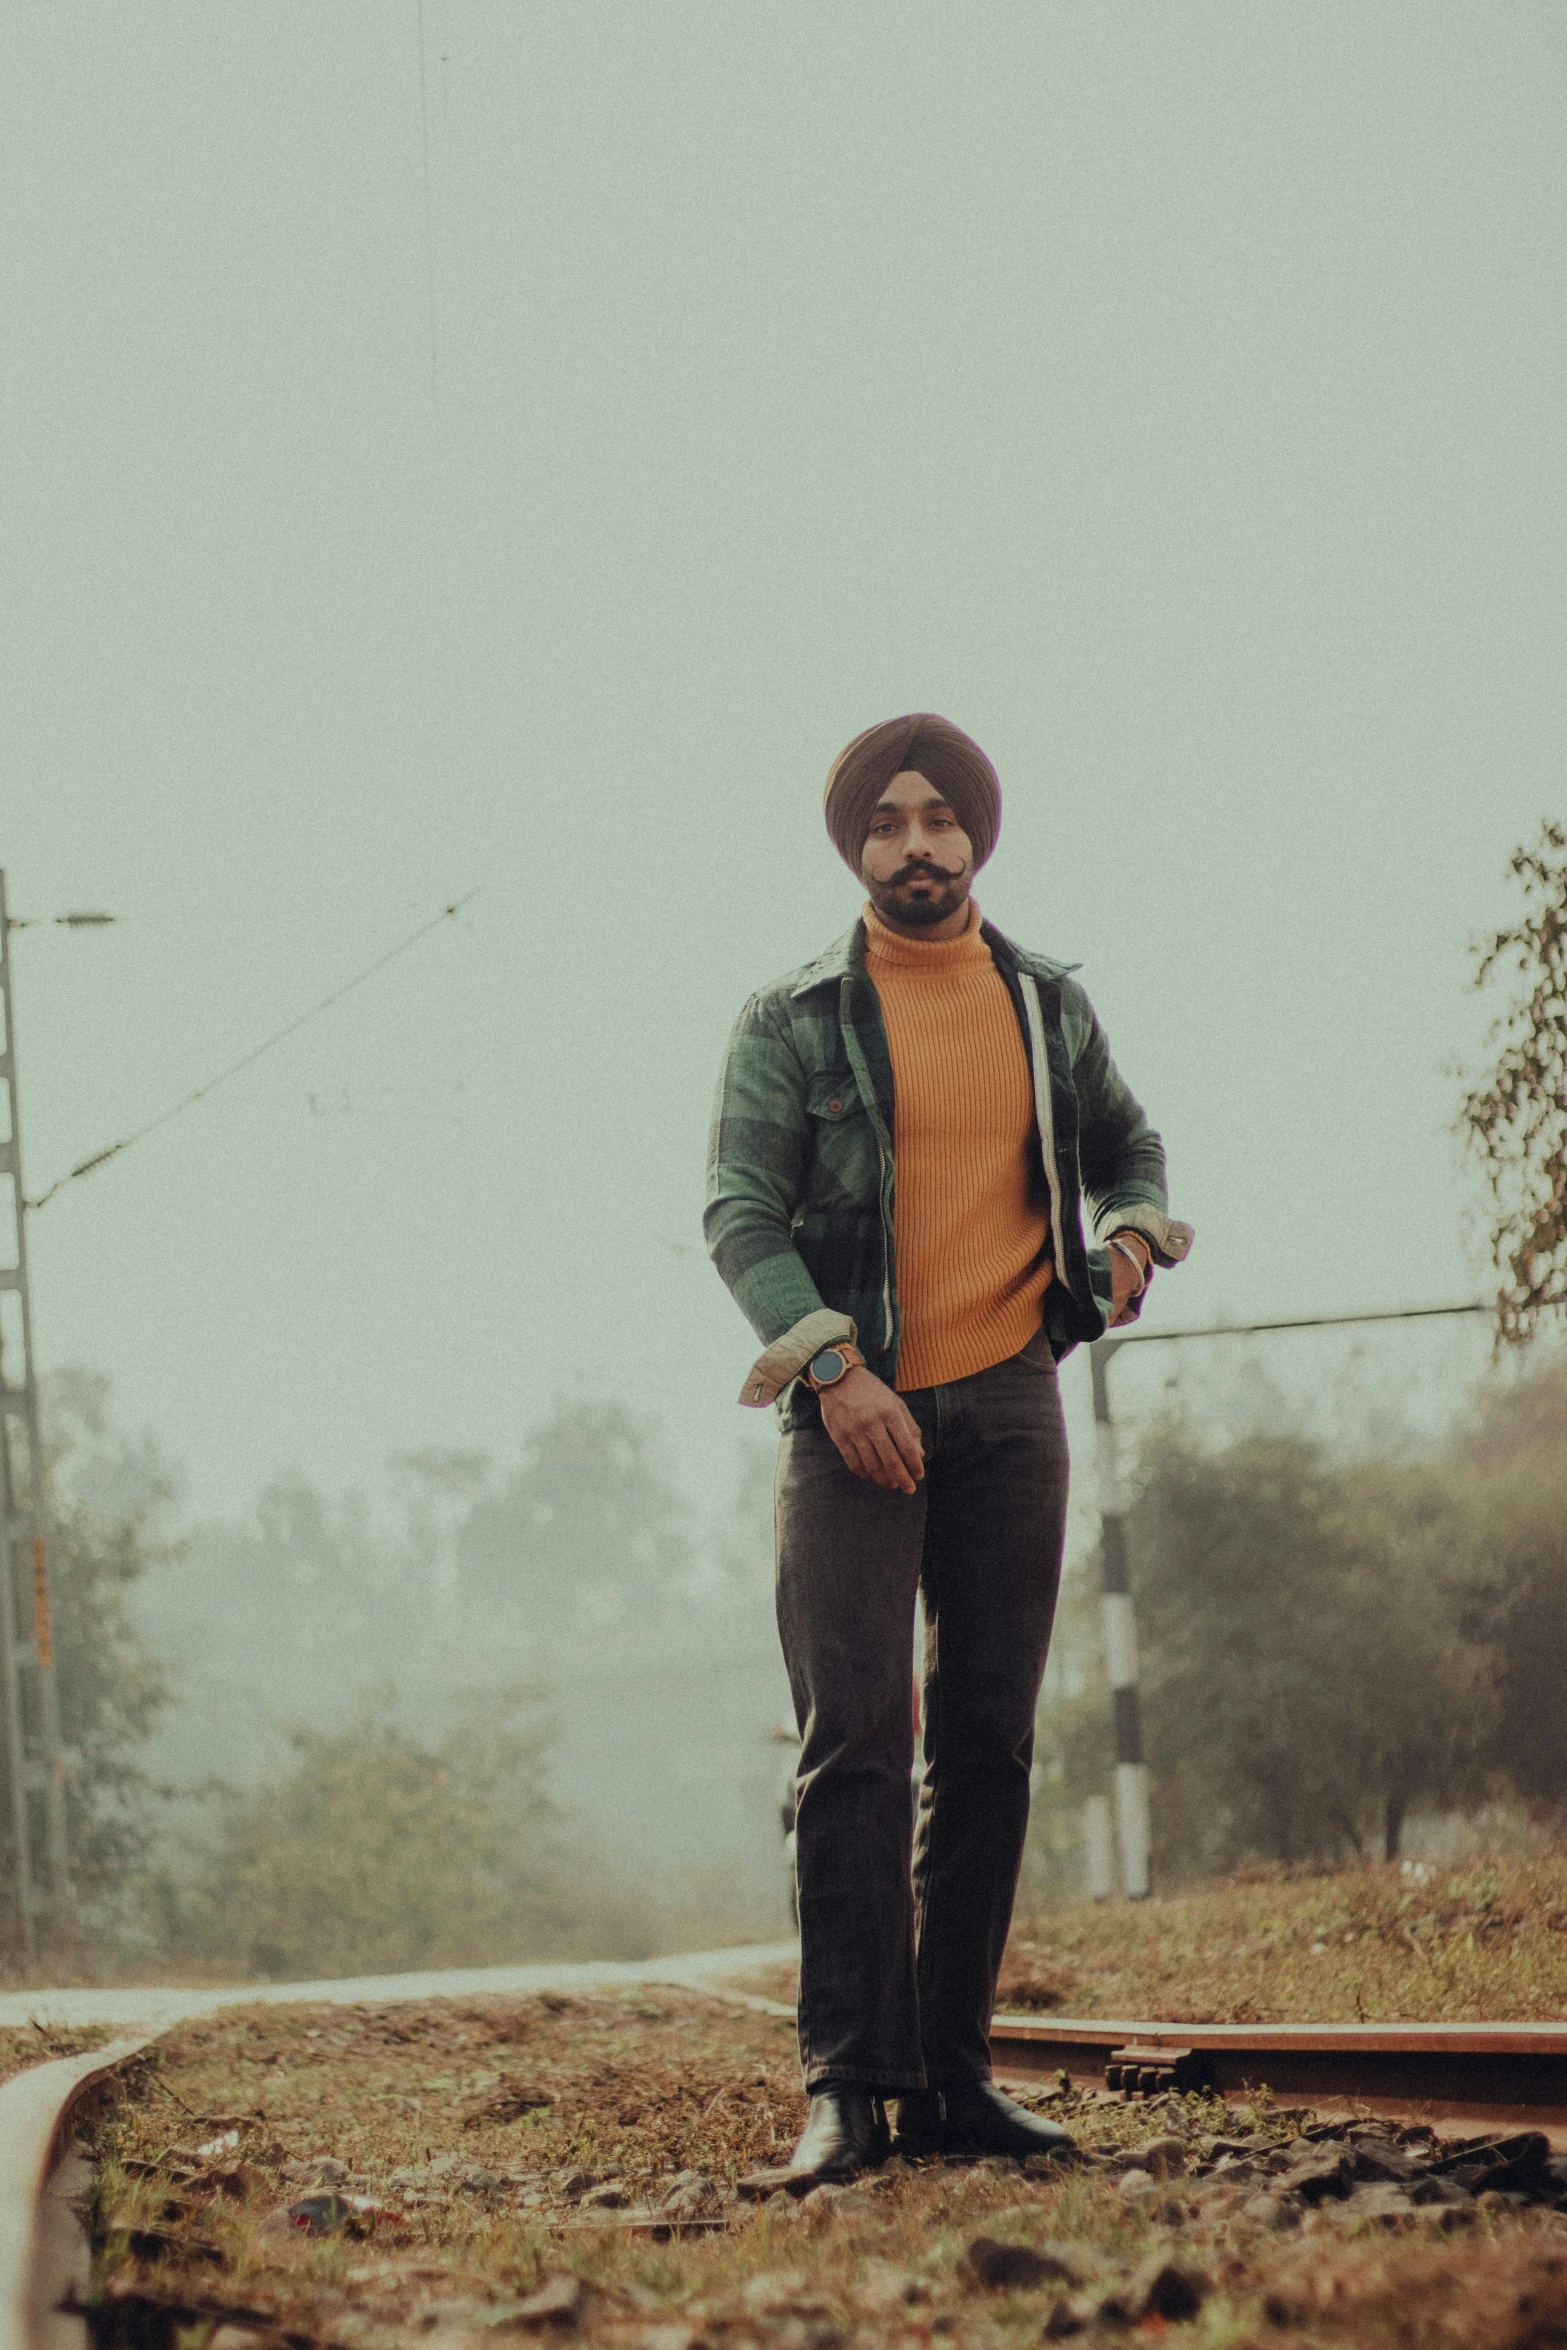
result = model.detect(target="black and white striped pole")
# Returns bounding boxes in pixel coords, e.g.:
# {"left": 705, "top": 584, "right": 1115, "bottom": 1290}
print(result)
{"left": 1089, "top": 1335, "right": 1148, "bottom": 1898}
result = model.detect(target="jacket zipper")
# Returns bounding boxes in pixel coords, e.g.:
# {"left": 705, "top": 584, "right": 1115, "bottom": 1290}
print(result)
{"left": 1023, "top": 975, "right": 1072, "bottom": 1296}
{"left": 839, "top": 977, "right": 897, "bottom": 1355}
{"left": 872, "top": 1125, "right": 894, "bottom": 1349}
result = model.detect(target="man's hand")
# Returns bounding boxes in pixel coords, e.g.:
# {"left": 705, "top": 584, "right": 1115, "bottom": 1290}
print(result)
{"left": 819, "top": 1367, "right": 926, "bottom": 1494}
{"left": 1107, "top": 1236, "right": 1151, "bottom": 1327}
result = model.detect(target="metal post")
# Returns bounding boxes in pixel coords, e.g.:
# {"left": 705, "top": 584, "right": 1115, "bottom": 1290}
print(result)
{"left": 1089, "top": 1336, "right": 1149, "bottom": 1898}
{"left": 1083, "top": 1793, "right": 1114, "bottom": 1900}
{"left": 0, "top": 871, "right": 73, "bottom": 1958}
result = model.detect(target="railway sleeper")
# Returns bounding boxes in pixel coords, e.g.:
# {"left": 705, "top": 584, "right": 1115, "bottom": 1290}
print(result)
{"left": 1103, "top": 2045, "right": 1214, "bottom": 2100}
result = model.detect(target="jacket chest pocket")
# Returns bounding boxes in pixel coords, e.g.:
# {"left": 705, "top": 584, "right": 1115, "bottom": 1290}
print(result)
{"left": 803, "top": 1073, "right": 879, "bottom": 1208}
{"left": 807, "top": 1073, "right": 860, "bottom": 1123}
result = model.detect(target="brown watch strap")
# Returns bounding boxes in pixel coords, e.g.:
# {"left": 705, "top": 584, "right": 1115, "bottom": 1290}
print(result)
{"left": 805, "top": 1341, "right": 865, "bottom": 1393}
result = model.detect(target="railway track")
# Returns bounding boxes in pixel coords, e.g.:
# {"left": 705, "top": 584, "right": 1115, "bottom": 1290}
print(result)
{"left": 0, "top": 2037, "right": 149, "bottom": 2350}
{"left": 5, "top": 1996, "right": 1567, "bottom": 2347}
{"left": 992, "top": 2013, "right": 1567, "bottom": 2140}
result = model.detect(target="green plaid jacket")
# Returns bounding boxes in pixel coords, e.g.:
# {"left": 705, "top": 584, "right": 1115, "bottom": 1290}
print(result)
{"left": 705, "top": 915, "right": 1193, "bottom": 1424}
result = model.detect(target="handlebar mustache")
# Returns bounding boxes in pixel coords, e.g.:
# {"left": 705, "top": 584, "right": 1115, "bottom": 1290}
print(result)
{"left": 888, "top": 860, "right": 967, "bottom": 885}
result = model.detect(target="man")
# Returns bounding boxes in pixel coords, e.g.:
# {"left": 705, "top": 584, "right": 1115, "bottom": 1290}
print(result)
{"left": 705, "top": 713, "right": 1193, "bottom": 2180}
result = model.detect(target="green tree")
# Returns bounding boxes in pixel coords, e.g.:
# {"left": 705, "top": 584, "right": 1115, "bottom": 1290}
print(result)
{"left": 1450, "top": 1357, "right": 1567, "bottom": 1810}
{"left": 1330, "top": 1456, "right": 1499, "bottom": 1859}
{"left": 1459, "top": 822, "right": 1567, "bottom": 1345}
{"left": 49, "top": 1501, "right": 178, "bottom": 1923}
{"left": 1117, "top": 1419, "right": 1492, "bottom": 1874}
{"left": 178, "top": 1686, "right": 652, "bottom": 1979}
{"left": 455, "top": 1399, "right": 697, "bottom": 1654}
{"left": 25, "top": 1372, "right": 179, "bottom": 1954}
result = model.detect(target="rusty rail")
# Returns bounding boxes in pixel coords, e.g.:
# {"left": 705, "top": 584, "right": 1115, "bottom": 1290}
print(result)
{"left": 0, "top": 2037, "right": 151, "bottom": 2350}
{"left": 990, "top": 2013, "right": 1567, "bottom": 2140}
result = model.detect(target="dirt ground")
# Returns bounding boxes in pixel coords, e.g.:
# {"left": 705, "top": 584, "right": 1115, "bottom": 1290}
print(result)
{"left": 75, "top": 1984, "right": 1567, "bottom": 2350}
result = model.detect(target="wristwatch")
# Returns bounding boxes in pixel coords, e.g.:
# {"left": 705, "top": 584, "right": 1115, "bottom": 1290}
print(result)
{"left": 805, "top": 1341, "right": 865, "bottom": 1392}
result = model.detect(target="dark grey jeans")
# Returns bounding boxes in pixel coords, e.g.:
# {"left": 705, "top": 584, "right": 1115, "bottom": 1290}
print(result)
{"left": 775, "top": 1327, "right": 1070, "bottom": 2092}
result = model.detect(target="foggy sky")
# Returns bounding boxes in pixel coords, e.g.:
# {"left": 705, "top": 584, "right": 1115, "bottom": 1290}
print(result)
{"left": 5, "top": 3, "right": 1562, "bottom": 1522}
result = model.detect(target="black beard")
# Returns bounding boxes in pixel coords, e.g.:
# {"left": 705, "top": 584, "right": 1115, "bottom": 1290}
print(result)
{"left": 865, "top": 864, "right": 971, "bottom": 928}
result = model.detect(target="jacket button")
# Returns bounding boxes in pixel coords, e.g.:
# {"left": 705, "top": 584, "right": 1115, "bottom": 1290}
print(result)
{"left": 827, "top": 1095, "right": 843, "bottom": 1113}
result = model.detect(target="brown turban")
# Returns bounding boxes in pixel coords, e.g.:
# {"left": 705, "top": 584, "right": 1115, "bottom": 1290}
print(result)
{"left": 823, "top": 713, "right": 1002, "bottom": 875}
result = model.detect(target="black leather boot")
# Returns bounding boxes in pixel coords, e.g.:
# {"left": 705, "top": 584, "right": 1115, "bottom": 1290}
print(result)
{"left": 787, "top": 2086, "right": 891, "bottom": 2182}
{"left": 894, "top": 2079, "right": 1077, "bottom": 2162}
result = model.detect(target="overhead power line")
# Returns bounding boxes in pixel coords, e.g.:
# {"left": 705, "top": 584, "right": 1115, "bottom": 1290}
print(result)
{"left": 5, "top": 910, "right": 117, "bottom": 931}
{"left": 1112, "top": 1299, "right": 1486, "bottom": 1347}
{"left": 28, "top": 888, "right": 480, "bottom": 1211}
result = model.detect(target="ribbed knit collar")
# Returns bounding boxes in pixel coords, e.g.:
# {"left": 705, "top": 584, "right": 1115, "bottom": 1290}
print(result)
{"left": 863, "top": 897, "right": 987, "bottom": 971}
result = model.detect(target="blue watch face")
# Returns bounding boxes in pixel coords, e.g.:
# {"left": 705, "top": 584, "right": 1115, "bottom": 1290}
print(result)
{"left": 812, "top": 1349, "right": 846, "bottom": 1384}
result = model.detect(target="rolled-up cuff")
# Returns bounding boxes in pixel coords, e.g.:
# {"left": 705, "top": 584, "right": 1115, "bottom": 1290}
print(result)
{"left": 1095, "top": 1206, "right": 1195, "bottom": 1269}
{"left": 739, "top": 1309, "right": 857, "bottom": 1408}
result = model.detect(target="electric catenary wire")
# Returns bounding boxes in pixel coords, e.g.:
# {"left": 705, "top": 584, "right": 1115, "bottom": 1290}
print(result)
{"left": 1111, "top": 1298, "right": 1486, "bottom": 1346}
{"left": 28, "top": 889, "right": 481, "bottom": 1211}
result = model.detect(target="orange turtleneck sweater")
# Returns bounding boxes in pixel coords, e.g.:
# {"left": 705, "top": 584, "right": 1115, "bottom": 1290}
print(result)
{"left": 863, "top": 900, "right": 1053, "bottom": 1391}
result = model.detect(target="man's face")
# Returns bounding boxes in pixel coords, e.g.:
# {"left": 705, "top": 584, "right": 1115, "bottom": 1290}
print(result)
{"left": 860, "top": 770, "right": 974, "bottom": 928}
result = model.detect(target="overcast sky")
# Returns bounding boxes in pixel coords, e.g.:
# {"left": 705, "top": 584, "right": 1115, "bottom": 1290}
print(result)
{"left": 4, "top": 2, "right": 1561, "bottom": 1525}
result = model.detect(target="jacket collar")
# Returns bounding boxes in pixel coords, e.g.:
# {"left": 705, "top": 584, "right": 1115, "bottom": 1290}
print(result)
{"left": 789, "top": 915, "right": 1078, "bottom": 998}
{"left": 789, "top": 923, "right": 865, "bottom": 996}
{"left": 979, "top": 919, "right": 1080, "bottom": 984}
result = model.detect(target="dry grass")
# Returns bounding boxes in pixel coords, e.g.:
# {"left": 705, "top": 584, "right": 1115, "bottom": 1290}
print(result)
{"left": 73, "top": 1976, "right": 1567, "bottom": 2350}
{"left": 0, "top": 2018, "right": 108, "bottom": 2082}
{"left": 997, "top": 1853, "right": 1567, "bottom": 2024}
{"left": 724, "top": 1854, "right": 1567, "bottom": 2027}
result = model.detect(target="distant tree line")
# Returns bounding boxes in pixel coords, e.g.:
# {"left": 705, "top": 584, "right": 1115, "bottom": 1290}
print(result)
{"left": 1037, "top": 1353, "right": 1567, "bottom": 1885}
{"left": 3, "top": 1379, "right": 772, "bottom": 1979}
{"left": 34, "top": 1347, "right": 1567, "bottom": 1959}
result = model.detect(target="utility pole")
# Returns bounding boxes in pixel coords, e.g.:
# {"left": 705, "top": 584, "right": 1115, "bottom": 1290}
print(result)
{"left": 0, "top": 871, "right": 73, "bottom": 1961}
{"left": 1089, "top": 1334, "right": 1148, "bottom": 1899}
